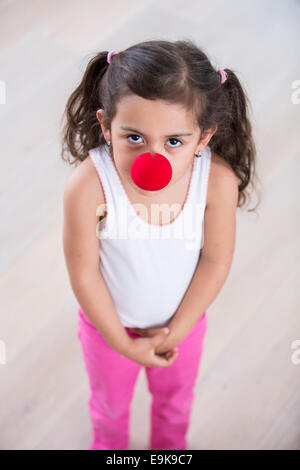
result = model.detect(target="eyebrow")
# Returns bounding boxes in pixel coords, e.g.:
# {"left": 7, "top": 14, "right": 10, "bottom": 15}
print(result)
{"left": 119, "top": 126, "right": 193, "bottom": 137}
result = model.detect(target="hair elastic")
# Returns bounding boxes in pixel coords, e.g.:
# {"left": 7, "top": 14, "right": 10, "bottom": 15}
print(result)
{"left": 218, "top": 69, "right": 228, "bottom": 84}
{"left": 107, "top": 50, "right": 118, "bottom": 64}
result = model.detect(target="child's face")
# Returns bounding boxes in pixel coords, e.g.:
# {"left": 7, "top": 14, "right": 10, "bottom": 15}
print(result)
{"left": 97, "top": 95, "right": 213, "bottom": 196}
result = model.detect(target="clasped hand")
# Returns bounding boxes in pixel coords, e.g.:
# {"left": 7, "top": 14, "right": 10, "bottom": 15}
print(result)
{"left": 125, "top": 325, "right": 179, "bottom": 368}
{"left": 130, "top": 325, "right": 177, "bottom": 357}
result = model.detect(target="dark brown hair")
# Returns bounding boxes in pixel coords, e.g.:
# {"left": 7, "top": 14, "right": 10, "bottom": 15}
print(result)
{"left": 60, "top": 39, "right": 261, "bottom": 211}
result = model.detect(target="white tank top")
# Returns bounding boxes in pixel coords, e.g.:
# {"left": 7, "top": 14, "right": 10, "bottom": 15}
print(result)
{"left": 88, "top": 144, "right": 211, "bottom": 328}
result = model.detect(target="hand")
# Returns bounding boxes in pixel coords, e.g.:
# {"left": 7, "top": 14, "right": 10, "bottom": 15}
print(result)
{"left": 130, "top": 325, "right": 167, "bottom": 338}
{"left": 125, "top": 328, "right": 178, "bottom": 367}
{"left": 130, "top": 325, "right": 177, "bottom": 358}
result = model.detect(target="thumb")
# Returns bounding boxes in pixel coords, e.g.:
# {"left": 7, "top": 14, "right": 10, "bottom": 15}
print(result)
{"left": 150, "top": 327, "right": 170, "bottom": 346}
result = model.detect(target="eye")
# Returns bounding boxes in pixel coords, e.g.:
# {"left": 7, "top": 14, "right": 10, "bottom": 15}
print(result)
{"left": 126, "top": 134, "right": 143, "bottom": 144}
{"left": 168, "top": 138, "right": 183, "bottom": 147}
{"left": 126, "top": 134, "right": 183, "bottom": 147}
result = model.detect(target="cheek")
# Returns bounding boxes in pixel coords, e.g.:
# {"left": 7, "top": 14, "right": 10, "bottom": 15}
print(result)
{"left": 112, "top": 143, "right": 132, "bottom": 169}
{"left": 114, "top": 158, "right": 130, "bottom": 176}
{"left": 170, "top": 161, "right": 189, "bottom": 183}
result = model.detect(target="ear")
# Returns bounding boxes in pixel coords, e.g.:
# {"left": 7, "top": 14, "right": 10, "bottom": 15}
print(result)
{"left": 196, "top": 124, "right": 218, "bottom": 153}
{"left": 96, "top": 109, "right": 103, "bottom": 122}
{"left": 96, "top": 109, "right": 111, "bottom": 141}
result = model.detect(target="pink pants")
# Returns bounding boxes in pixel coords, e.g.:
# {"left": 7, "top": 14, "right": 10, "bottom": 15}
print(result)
{"left": 77, "top": 305, "right": 208, "bottom": 450}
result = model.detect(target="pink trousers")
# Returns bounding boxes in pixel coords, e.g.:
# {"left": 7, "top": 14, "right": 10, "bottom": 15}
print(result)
{"left": 77, "top": 306, "right": 208, "bottom": 450}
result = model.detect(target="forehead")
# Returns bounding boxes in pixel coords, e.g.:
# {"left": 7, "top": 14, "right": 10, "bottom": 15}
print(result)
{"left": 114, "top": 94, "right": 197, "bottom": 131}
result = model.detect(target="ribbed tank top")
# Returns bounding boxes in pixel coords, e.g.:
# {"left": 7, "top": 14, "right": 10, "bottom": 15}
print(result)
{"left": 87, "top": 144, "right": 211, "bottom": 328}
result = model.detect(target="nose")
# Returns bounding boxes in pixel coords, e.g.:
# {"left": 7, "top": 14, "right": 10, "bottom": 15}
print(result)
{"left": 130, "top": 151, "right": 173, "bottom": 191}
{"left": 148, "top": 149, "right": 163, "bottom": 158}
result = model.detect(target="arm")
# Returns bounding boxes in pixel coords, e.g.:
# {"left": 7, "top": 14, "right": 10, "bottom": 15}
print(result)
{"left": 155, "top": 159, "right": 239, "bottom": 354}
{"left": 154, "top": 259, "right": 232, "bottom": 354}
{"left": 63, "top": 159, "right": 132, "bottom": 356}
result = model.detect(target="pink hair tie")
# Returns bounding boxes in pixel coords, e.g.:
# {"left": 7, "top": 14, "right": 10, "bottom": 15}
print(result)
{"left": 218, "top": 69, "right": 228, "bottom": 84}
{"left": 107, "top": 50, "right": 118, "bottom": 64}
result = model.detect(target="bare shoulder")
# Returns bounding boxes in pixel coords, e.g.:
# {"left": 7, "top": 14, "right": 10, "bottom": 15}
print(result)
{"left": 206, "top": 151, "right": 239, "bottom": 208}
{"left": 63, "top": 155, "right": 106, "bottom": 279}
{"left": 63, "top": 155, "right": 106, "bottom": 218}
{"left": 200, "top": 151, "right": 239, "bottom": 265}
{"left": 64, "top": 155, "right": 104, "bottom": 200}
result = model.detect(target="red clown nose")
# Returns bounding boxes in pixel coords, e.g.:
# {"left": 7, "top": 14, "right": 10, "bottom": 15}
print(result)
{"left": 130, "top": 152, "right": 172, "bottom": 191}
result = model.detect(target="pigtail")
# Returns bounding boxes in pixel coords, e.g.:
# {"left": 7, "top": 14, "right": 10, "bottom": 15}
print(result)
{"left": 60, "top": 52, "right": 109, "bottom": 165}
{"left": 210, "top": 68, "right": 261, "bottom": 211}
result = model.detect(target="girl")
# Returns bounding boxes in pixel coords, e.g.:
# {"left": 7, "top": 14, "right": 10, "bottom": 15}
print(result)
{"left": 61, "top": 39, "right": 259, "bottom": 451}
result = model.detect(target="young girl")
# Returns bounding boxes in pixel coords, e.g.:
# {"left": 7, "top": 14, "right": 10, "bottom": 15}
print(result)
{"left": 61, "top": 39, "right": 258, "bottom": 451}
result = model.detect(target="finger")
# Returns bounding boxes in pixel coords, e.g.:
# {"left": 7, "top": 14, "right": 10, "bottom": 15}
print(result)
{"left": 131, "top": 328, "right": 145, "bottom": 336}
{"left": 164, "top": 350, "right": 178, "bottom": 365}
{"left": 153, "top": 350, "right": 178, "bottom": 367}
{"left": 151, "top": 328, "right": 170, "bottom": 346}
{"left": 152, "top": 356, "right": 172, "bottom": 367}
{"left": 147, "top": 327, "right": 160, "bottom": 334}
{"left": 166, "top": 349, "right": 178, "bottom": 360}
{"left": 150, "top": 349, "right": 170, "bottom": 367}
{"left": 156, "top": 346, "right": 177, "bottom": 357}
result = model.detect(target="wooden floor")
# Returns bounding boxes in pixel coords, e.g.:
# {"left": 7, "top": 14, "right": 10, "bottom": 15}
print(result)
{"left": 0, "top": 0, "right": 299, "bottom": 450}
